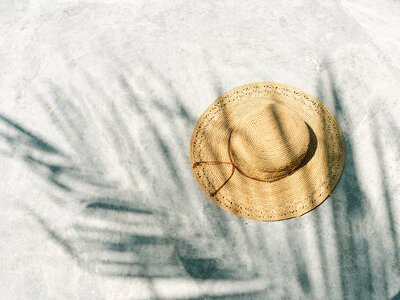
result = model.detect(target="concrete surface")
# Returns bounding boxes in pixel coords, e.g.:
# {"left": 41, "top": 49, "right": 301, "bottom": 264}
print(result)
{"left": 0, "top": 0, "right": 400, "bottom": 299}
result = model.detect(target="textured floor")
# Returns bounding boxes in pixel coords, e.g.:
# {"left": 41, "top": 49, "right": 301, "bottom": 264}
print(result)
{"left": 1, "top": 0, "right": 400, "bottom": 299}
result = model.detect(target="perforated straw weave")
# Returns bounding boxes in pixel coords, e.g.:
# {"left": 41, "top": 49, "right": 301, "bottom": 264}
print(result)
{"left": 190, "top": 82, "right": 345, "bottom": 221}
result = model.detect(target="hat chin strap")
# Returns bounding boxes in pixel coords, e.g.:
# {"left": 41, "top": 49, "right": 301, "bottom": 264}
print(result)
{"left": 192, "top": 140, "right": 296, "bottom": 197}
{"left": 192, "top": 160, "right": 235, "bottom": 197}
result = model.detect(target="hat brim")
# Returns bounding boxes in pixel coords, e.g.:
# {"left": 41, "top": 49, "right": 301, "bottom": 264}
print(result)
{"left": 190, "top": 82, "right": 345, "bottom": 221}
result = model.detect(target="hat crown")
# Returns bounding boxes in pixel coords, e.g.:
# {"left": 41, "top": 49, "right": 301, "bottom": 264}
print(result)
{"left": 230, "top": 103, "right": 310, "bottom": 181}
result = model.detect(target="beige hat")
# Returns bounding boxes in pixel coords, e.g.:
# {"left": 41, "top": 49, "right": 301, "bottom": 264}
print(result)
{"left": 190, "top": 82, "right": 345, "bottom": 221}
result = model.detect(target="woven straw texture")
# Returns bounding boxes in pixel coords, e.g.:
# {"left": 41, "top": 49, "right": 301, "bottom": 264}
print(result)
{"left": 190, "top": 82, "right": 345, "bottom": 221}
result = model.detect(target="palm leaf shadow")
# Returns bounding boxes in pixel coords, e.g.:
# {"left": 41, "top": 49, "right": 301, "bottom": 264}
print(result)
{"left": 0, "top": 61, "right": 265, "bottom": 299}
{"left": 311, "top": 65, "right": 399, "bottom": 299}
{"left": 6, "top": 57, "right": 399, "bottom": 299}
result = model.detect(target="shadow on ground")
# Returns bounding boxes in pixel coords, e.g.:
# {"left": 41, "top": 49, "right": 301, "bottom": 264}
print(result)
{"left": 0, "top": 59, "right": 399, "bottom": 299}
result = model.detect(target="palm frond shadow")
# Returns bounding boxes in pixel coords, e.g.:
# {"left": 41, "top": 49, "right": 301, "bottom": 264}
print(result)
{"left": 317, "top": 74, "right": 374, "bottom": 300}
{"left": 392, "top": 290, "right": 400, "bottom": 300}
{"left": 0, "top": 62, "right": 267, "bottom": 298}
{"left": 311, "top": 65, "right": 400, "bottom": 299}
{"left": 1, "top": 56, "right": 399, "bottom": 298}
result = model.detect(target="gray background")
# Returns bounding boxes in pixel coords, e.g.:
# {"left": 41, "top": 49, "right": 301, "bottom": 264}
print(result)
{"left": 1, "top": 0, "right": 400, "bottom": 299}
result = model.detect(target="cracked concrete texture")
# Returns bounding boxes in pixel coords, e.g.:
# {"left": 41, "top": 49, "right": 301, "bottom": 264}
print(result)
{"left": 0, "top": 0, "right": 400, "bottom": 299}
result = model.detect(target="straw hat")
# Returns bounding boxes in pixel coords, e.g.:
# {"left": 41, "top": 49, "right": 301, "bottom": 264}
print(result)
{"left": 190, "top": 82, "right": 345, "bottom": 221}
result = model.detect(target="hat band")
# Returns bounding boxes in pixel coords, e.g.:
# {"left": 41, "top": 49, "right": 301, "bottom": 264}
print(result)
{"left": 192, "top": 140, "right": 296, "bottom": 196}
